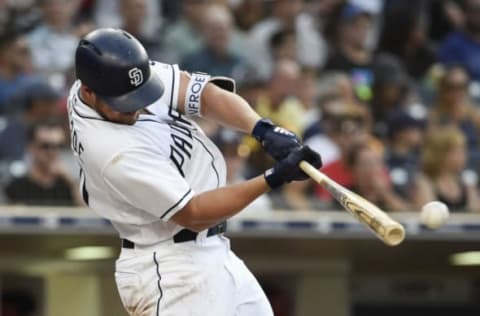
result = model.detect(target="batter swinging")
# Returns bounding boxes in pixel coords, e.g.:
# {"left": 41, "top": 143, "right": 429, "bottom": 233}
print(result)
{"left": 67, "top": 28, "right": 322, "bottom": 316}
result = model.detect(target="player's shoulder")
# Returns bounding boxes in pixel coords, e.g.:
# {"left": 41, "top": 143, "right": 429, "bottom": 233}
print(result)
{"left": 150, "top": 60, "right": 179, "bottom": 77}
{"left": 81, "top": 124, "right": 171, "bottom": 176}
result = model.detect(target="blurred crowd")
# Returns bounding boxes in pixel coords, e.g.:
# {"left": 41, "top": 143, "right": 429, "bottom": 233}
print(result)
{"left": 1, "top": 0, "right": 480, "bottom": 214}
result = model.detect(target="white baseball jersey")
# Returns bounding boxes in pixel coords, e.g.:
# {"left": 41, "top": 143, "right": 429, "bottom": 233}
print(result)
{"left": 67, "top": 62, "right": 226, "bottom": 244}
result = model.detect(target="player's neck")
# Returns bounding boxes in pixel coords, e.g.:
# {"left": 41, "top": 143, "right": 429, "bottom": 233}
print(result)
{"left": 79, "top": 87, "right": 107, "bottom": 118}
{"left": 79, "top": 88, "right": 94, "bottom": 109}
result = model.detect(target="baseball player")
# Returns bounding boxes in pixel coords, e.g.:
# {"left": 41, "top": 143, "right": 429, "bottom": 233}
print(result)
{"left": 67, "top": 28, "right": 322, "bottom": 316}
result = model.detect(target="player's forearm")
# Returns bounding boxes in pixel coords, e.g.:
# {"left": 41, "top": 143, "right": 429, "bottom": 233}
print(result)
{"left": 202, "top": 83, "right": 260, "bottom": 134}
{"left": 171, "top": 176, "right": 270, "bottom": 231}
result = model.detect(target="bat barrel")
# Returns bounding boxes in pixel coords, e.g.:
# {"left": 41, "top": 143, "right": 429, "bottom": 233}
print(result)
{"left": 384, "top": 225, "right": 406, "bottom": 246}
{"left": 299, "top": 160, "right": 407, "bottom": 247}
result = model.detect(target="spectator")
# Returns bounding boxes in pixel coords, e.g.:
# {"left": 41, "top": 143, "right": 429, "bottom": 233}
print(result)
{"left": 316, "top": 71, "right": 357, "bottom": 104}
{"left": 324, "top": 2, "right": 375, "bottom": 102}
{"left": 305, "top": 101, "right": 373, "bottom": 204}
{"left": 347, "top": 143, "right": 409, "bottom": 212}
{"left": 305, "top": 99, "right": 369, "bottom": 168}
{"left": 429, "top": 66, "right": 480, "bottom": 162}
{"left": 438, "top": 0, "right": 480, "bottom": 81}
{"left": 283, "top": 95, "right": 365, "bottom": 210}
{"left": 254, "top": 59, "right": 305, "bottom": 136}
{"left": 0, "top": 80, "right": 61, "bottom": 162}
{"left": 94, "top": 0, "right": 162, "bottom": 38}
{"left": 269, "top": 28, "right": 297, "bottom": 62}
{"left": 0, "top": 1, "right": 42, "bottom": 36}
{"left": 296, "top": 67, "right": 318, "bottom": 122}
{"left": 4, "top": 121, "right": 78, "bottom": 206}
{"left": 384, "top": 108, "right": 426, "bottom": 199}
{"left": 377, "top": 4, "right": 436, "bottom": 80}
{"left": 414, "top": 127, "right": 480, "bottom": 212}
{"left": 369, "top": 54, "right": 413, "bottom": 138}
{"left": 0, "top": 32, "right": 34, "bottom": 115}
{"left": 27, "top": 0, "right": 87, "bottom": 90}
{"left": 236, "top": 65, "right": 266, "bottom": 107}
{"left": 231, "top": 0, "right": 265, "bottom": 32}
{"left": 284, "top": 99, "right": 384, "bottom": 210}
{"left": 248, "top": 0, "right": 326, "bottom": 79}
{"left": 228, "top": 0, "right": 265, "bottom": 60}
{"left": 162, "top": 0, "right": 209, "bottom": 64}
{"left": 303, "top": 72, "right": 357, "bottom": 140}
{"left": 181, "top": 4, "right": 247, "bottom": 80}
{"left": 427, "top": 0, "right": 464, "bottom": 42}
{"left": 119, "top": 0, "right": 162, "bottom": 59}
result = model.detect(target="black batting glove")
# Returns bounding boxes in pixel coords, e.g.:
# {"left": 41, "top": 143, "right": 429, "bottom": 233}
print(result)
{"left": 252, "top": 118, "right": 302, "bottom": 161}
{"left": 265, "top": 146, "right": 322, "bottom": 189}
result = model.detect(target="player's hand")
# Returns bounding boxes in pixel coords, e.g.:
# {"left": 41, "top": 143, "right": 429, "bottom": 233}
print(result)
{"left": 252, "top": 118, "right": 301, "bottom": 160}
{"left": 265, "top": 146, "right": 322, "bottom": 189}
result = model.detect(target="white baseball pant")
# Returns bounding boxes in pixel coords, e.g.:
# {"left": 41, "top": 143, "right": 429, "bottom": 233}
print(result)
{"left": 115, "top": 234, "right": 273, "bottom": 316}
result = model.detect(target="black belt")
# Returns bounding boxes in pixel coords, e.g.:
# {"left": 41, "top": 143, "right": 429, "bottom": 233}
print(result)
{"left": 122, "top": 222, "right": 227, "bottom": 249}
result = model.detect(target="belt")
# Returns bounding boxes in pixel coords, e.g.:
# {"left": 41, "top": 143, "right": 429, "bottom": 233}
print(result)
{"left": 122, "top": 222, "right": 227, "bottom": 249}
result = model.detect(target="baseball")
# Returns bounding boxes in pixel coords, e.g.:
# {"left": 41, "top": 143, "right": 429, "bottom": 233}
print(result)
{"left": 420, "top": 201, "right": 450, "bottom": 229}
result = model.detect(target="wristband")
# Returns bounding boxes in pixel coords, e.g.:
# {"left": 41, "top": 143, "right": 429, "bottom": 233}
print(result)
{"left": 184, "top": 72, "right": 210, "bottom": 116}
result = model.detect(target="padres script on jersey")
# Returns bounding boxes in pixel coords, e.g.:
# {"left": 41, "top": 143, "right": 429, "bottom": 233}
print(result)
{"left": 67, "top": 62, "right": 226, "bottom": 244}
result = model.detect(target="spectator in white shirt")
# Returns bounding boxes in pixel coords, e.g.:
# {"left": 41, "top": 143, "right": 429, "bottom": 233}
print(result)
{"left": 27, "top": 0, "right": 91, "bottom": 90}
{"left": 248, "top": 0, "right": 326, "bottom": 79}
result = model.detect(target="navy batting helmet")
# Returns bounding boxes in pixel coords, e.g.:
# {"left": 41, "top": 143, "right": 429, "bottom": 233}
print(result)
{"left": 75, "top": 28, "right": 164, "bottom": 112}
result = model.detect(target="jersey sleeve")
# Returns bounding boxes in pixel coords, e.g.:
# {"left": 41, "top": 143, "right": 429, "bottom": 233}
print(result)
{"left": 102, "top": 149, "right": 194, "bottom": 221}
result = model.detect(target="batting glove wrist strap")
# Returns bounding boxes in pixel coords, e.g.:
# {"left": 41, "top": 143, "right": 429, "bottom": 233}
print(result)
{"left": 264, "top": 167, "right": 285, "bottom": 189}
{"left": 252, "top": 118, "right": 275, "bottom": 141}
{"left": 252, "top": 118, "right": 302, "bottom": 161}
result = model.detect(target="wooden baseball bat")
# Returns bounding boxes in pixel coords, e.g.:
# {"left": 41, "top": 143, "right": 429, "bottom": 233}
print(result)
{"left": 299, "top": 161, "right": 406, "bottom": 246}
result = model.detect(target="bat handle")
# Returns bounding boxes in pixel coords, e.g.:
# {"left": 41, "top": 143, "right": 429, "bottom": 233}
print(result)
{"left": 299, "top": 160, "right": 326, "bottom": 183}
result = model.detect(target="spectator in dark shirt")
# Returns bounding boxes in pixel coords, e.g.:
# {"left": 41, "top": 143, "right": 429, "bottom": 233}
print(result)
{"left": 414, "top": 126, "right": 480, "bottom": 212}
{"left": 324, "top": 3, "right": 374, "bottom": 102}
{"left": 427, "top": 0, "right": 464, "bottom": 42}
{"left": 181, "top": 4, "right": 246, "bottom": 80}
{"left": 5, "top": 121, "right": 77, "bottom": 206}
{"left": 384, "top": 108, "right": 426, "bottom": 199}
{"left": 377, "top": 4, "right": 436, "bottom": 80}
{"left": 0, "top": 80, "right": 61, "bottom": 162}
{"left": 370, "top": 54, "right": 412, "bottom": 139}
{"left": 438, "top": 0, "right": 480, "bottom": 80}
